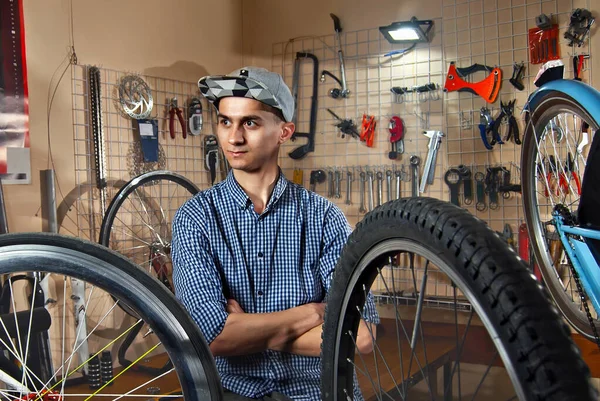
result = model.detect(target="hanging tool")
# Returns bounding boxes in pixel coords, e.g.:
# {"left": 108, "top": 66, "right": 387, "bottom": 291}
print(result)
{"left": 564, "top": 8, "right": 595, "bottom": 47}
{"left": 445, "top": 168, "right": 462, "bottom": 206}
{"left": 367, "top": 171, "right": 374, "bottom": 211}
{"left": 573, "top": 54, "right": 590, "bottom": 81}
{"left": 204, "top": 135, "right": 219, "bottom": 185}
{"left": 559, "top": 152, "right": 582, "bottom": 195}
{"left": 334, "top": 170, "right": 343, "bottom": 198}
{"left": 360, "top": 114, "right": 376, "bottom": 147}
{"left": 327, "top": 170, "right": 334, "bottom": 198}
{"left": 443, "top": 62, "right": 502, "bottom": 103}
{"left": 169, "top": 97, "right": 187, "bottom": 139}
{"left": 419, "top": 131, "right": 445, "bottom": 193}
{"left": 309, "top": 169, "right": 327, "bottom": 192}
{"left": 475, "top": 172, "right": 486, "bottom": 211}
{"left": 359, "top": 171, "right": 367, "bottom": 213}
{"left": 458, "top": 165, "right": 473, "bottom": 205}
{"left": 320, "top": 13, "right": 350, "bottom": 99}
{"left": 410, "top": 155, "right": 421, "bottom": 197}
{"left": 187, "top": 97, "right": 203, "bottom": 135}
{"left": 345, "top": 171, "right": 353, "bottom": 205}
{"left": 394, "top": 170, "right": 402, "bottom": 199}
{"left": 478, "top": 107, "right": 500, "bottom": 150}
{"left": 289, "top": 52, "right": 319, "bottom": 160}
{"left": 292, "top": 169, "right": 303, "bottom": 186}
{"left": 509, "top": 62, "right": 525, "bottom": 90}
{"left": 386, "top": 170, "right": 393, "bottom": 202}
{"left": 544, "top": 156, "right": 559, "bottom": 197}
{"left": 388, "top": 116, "right": 404, "bottom": 159}
{"left": 502, "top": 224, "right": 516, "bottom": 249}
{"left": 327, "top": 109, "right": 360, "bottom": 139}
{"left": 491, "top": 100, "right": 520, "bottom": 145}
{"left": 375, "top": 171, "right": 383, "bottom": 207}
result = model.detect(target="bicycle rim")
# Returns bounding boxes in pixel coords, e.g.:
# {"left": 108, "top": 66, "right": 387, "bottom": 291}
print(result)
{"left": 0, "top": 232, "right": 222, "bottom": 401}
{"left": 99, "top": 171, "right": 199, "bottom": 295}
{"left": 321, "top": 198, "right": 594, "bottom": 401}
{"left": 521, "top": 91, "right": 600, "bottom": 339}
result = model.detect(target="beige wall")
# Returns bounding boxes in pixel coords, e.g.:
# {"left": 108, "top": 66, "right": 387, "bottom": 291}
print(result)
{"left": 6, "top": 0, "right": 243, "bottom": 232}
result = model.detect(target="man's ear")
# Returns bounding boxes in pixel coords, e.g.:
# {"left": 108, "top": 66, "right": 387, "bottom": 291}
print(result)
{"left": 279, "top": 122, "right": 295, "bottom": 144}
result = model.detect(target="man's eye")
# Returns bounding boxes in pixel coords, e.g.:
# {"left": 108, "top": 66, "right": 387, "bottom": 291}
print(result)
{"left": 219, "top": 119, "right": 230, "bottom": 126}
{"left": 245, "top": 120, "right": 257, "bottom": 127}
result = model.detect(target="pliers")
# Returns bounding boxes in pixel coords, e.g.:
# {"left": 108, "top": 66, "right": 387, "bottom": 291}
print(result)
{"left": 544, "top": 155, "right": 559, "bottom": 197}
{"left": 491, "top": 100, "right": 520, "bottom": 145}
{"left": 478, "top": 107, "right": 502, "bottom": 150}
{"left": 169, "top": 97, "right": 187, "bottom": 139}
{"left": 559, "top": 152, "right": 582, "bottom": 195}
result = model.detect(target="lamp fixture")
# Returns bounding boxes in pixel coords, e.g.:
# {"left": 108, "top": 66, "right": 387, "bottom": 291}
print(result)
{"left": 379, "top": 17, "right": 434, "bottom": 44}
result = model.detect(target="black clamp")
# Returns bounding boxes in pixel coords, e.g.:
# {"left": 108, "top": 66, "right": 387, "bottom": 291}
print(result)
{"left": 327, "top": 109, "right": 360, "bottom": 139}
{"left": 491, "top": 100, "right": 520, "bottom": 145}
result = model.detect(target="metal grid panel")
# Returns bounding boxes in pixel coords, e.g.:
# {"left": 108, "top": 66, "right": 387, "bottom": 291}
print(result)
{"left": 273, "top": 23, "right": 445, "bottom": 226}
{"left": 69, "top": 65, "right": 218, "bottom": 240}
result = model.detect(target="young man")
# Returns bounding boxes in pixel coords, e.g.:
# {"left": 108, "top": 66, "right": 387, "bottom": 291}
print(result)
{"left": 171, "top": 67, "right": 379, "bottom": 401}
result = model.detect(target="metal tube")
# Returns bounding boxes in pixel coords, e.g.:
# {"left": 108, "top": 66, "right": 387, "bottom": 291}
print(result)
{"left": 0, "top": 178, "right": 8, "bottom": 234}
{"left": 40, "top": 169, "right": 58, "bottom": 233}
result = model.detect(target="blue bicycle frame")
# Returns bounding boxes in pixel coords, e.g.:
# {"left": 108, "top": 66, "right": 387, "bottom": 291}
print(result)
{"left": 554, "top": 213, "right": 600, "bottom": 315}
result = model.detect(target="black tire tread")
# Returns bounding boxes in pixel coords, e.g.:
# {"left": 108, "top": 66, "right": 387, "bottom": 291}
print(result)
{"left": 321, "top": 197, "right": 595, "bottom": 401}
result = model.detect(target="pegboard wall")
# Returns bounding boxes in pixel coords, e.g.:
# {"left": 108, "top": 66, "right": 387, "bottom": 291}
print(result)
{"left": 273, "top": 0, "right": 592, "bottom": 234}
{"left": 69, "top": 65, "right": 218, "bottom": 239}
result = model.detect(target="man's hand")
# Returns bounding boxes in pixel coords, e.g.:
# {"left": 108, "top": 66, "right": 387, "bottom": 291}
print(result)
{"left": 226, "top": 299, "right": 245, "bottom": 314}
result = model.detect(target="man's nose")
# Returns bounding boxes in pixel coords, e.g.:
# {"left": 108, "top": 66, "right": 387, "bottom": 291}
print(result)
{"left": 228, "top": 124, "right": 245, "bottom": 144}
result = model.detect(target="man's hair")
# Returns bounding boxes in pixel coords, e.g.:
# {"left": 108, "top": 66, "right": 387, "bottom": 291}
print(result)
{"left": 256, "top": 102, "right": 286, "bottom": 123}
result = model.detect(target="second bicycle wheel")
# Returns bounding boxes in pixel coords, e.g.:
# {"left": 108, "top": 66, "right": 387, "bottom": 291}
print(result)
{"left": 99, "top": 170, "right": 199, "bottom": 293}
{"left": 521, "top": 90, "right": 600, "bottom": 339}
{"left": 0, "top": 232, "right": 222, "bottom": 401}
{"left": 321, "top": 198, "right": 595, "bottom": 401}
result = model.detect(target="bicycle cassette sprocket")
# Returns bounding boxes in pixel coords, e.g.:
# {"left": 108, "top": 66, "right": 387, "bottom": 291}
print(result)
{"left": 118, "top": 75, "right": 154, "bottom": 119}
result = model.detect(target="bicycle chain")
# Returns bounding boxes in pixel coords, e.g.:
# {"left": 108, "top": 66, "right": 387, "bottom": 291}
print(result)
{"left": 567, "top": 255, "right": 600, "bottom": 350}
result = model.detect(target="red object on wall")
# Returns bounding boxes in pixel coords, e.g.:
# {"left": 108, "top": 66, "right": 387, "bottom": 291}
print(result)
{"left": 529, "top": 25, "right": 561, "bottom": 65}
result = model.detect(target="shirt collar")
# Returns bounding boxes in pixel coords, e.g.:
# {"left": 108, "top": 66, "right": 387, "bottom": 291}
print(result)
{"left": 224, "top": 169, "right": 288, "bottom": 212}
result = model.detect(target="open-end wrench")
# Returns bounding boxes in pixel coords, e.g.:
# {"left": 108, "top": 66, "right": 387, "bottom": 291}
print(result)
{"left": 376, "top": 171, "right": 383, "bottom": 207}
{"left": 386, "top": 170, "right": 393, "bottom": 202}
{"left": 367, "top": 171, "right": 374, "bottom": 211}
{"left": 475, "top": 172, "right": 486, "bottom": 211}
{"left": 410, "top": 155, "right": 421, "bottom": 197}
{"left": 345, "top": 171, "right": 353, "bottom": 205}
{"left": 395, "top": 170, "right": 401, "bottom": 199}
{"left": 458, "top": 165, "right": 473, "bottom": 205}
{"left": 334, "top": 170, "right": 342, "bottom": 198}
{"left": 359, "top": 172, "right": 366, "bottom": 213}
{"left": 420, "top": 131, "right": 445, "bottom": 192}
{"left": 327, "top": 170, "right": 334, "bottom": 197}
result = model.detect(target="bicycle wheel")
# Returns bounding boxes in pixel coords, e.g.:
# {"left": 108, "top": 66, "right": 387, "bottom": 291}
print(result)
{"left": 321, "top": 198, "right": 594, "bottom": 401}
{"left": 99, "top": 171, "right": 199, "bottom": 293}
{"left": 0, "top": 232, "right": 222, "bottom": 401}
{"left": 521, "top": 91, "right": 600, "bottom": 339}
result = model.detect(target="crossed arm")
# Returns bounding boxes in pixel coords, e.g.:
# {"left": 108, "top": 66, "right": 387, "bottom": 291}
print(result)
{"left": 209, "top": 299, "right": 376, "bottom": 358}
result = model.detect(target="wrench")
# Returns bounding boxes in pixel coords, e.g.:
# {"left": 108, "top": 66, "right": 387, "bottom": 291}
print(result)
{"left": 458, "top": 165, "right": 473, "bottom": 205}
{"left": 334, "top": 170, "right": 342, "bottom": 198}
{"left": 345, "top": 171, "right": 353, "bottom": 205}
{"left": 359, "top": 171, "right": 366, "bottom": 213}
{"left": 367, "top": 171, "right": 374, "bottom": 211}
{"left": 420, "top": 131, "right": 445, "bottom": 192}
{"left": 395, "top": 170, "right": 401, "bottom": 199}
{"left": 327, "top": 170, "right": 334, "bottom": 197}
{"left": 445, "top": 169, "right": 462, "bottom": 206}
{"left": 475, "top": 172, "right": 486, "bottom": 211}
{"left": 376, "top": 171, "right": 383, "bottom": 207}
{"left": 410, "top": 155, "right": 421, "bottom": 197}
{"left": 386, "top": 170, "right": 393, "bottom": 202}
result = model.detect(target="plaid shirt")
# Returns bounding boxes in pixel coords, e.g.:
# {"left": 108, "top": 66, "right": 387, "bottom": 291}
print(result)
{"left": 172, "top": 171, "right": 379, "bottom": 400}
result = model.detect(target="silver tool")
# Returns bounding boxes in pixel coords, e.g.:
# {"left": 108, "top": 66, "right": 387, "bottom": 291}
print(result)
{"left": 395, "top": 170, "right": 402, "bottom": 199}
{"left": 359, "top": 171, "right": 366, "bottom": 213}
{"left": 419, "top": 131, "right": 445, "bottom": 193}
{"left": 334, "top": 170, "right": 342, "bottom": 198}
{"left": 327, "top": 170, "right": 334, "bottom": 197}
{"left": 345, "top": 171, "right": 353, "bottom": 205}
{"left": 376, "top": 171, "right": 383, "bottom": 207}
{"left": 410, "top": 155, "right": 421, "bottom": 197}
{"left": 386, "top": 170, "right": 393, "bottom": 202}
{"left": 367, "top": 171, "right": 374, "bottom": 211}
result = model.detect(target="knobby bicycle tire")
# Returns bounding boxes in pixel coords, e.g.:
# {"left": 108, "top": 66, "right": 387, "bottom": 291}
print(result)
{"left": 0, "top": 232, "right": 222, "bottom": 401}
{"left": 321, "top": 198, "right": 595, "bottom": 401}
{"left": 521, "top": 91, "right": 600, "bottom": 339}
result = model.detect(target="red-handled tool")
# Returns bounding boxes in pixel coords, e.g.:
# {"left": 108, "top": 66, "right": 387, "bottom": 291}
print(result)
{"left": 169, "top": 97, "right": 187, "bottom": 139}
{"left": 388, "top": 116, "right": 404, "bottom": 159}
{"left": 559, "top": 152, "right": 582, "bottom": 195}
{"left": 360, "top": 114, "right": 376, "bottom": 147}
{"left": 519, "top": 222, "right": 542, "bottom": 281}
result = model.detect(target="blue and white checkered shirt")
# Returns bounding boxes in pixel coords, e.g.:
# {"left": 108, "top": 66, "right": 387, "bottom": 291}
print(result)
{"left": 172, "top": 171, "right": 379, "bottom": 400}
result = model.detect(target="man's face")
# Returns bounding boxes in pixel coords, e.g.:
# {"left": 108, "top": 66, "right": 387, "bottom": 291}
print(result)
{"left": 216, "top": 97, "right": 293, "bottom": 173}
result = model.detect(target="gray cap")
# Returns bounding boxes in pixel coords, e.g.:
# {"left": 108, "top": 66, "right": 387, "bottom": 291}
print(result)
{"left": 198, "top": 67, "right": 294, "bottom": 122}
